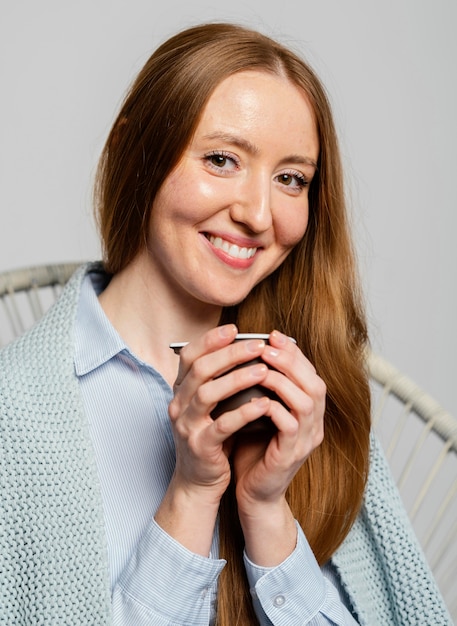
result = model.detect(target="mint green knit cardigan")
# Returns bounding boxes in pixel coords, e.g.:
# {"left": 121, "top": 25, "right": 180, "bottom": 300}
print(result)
{"left": 0, "top": 264, "right": 452, "bottom": 625}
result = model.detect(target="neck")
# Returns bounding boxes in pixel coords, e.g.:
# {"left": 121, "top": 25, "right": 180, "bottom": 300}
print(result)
{"left": 98, "top": 255, "right": 223, "bottom": 386}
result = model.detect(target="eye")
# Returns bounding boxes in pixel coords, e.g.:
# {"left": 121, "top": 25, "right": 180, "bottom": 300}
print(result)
{"left": 276, "top": 170, "right": 309, "bottom": 192}
{"left": 204, "top": 151, "right": 239, "bottom": 173}
{"left": 209, "top": 154, "right": 228, "bottom": 167}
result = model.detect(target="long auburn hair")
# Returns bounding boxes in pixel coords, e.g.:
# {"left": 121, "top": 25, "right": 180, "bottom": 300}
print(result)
{"left": 95, "top": 22, "right": 371, "bottom": 625}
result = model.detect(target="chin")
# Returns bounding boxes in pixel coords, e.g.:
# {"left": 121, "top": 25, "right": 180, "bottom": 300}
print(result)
{"left": 207, "top": 296, "right": 246, "bottom": 308}
{"left": 202, "top": 288, "right": 252, "bottom": 309}
{"left": 195, "top": 277, "right": 261, "bottom": 309}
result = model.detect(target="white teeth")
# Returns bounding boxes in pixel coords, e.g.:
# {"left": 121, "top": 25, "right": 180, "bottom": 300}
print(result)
{"left": 208, "top": 235, "right": 257, "bottom": 260}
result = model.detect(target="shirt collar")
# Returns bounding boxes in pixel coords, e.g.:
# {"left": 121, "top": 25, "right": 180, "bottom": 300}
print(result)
{"left": 74, "top": 269, "right": 128, "bottom": 376}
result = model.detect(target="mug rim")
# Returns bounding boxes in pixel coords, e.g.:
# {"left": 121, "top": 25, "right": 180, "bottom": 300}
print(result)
{"left": 170, "top": 333, "right": 296, "bottom": 353}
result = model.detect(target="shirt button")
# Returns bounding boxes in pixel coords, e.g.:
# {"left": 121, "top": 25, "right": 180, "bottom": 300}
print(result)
{"left": 273, "top": 594, "right": 286, "bottom": 607}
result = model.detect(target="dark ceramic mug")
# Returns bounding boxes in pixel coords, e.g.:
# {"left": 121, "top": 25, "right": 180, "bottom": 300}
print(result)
{"left": 170, "top": 333, "right": 295, "bottom": 436}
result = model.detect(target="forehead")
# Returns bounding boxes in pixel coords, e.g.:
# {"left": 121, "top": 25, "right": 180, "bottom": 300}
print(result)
{"left": 193, "top": 70, "right": 319, "bottom": 159}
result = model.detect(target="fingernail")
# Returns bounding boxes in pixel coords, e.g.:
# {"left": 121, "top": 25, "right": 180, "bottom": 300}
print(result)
{"left": 219, "top": 324, "right": 236, "bottom": 338}
{"left": 246, "top": 339, "right": 265, "bottom": 353}
{"left": 272, "top": 330, "right": 286, "bottom": 345}
{"left": 265, "top": 345, "right": 279, "bottom": 358}
{"left": 251, "top": 396, "right": 269, "bottom": 408}
{"left": 251, "top": 364, "right": 268, "bottom": 377}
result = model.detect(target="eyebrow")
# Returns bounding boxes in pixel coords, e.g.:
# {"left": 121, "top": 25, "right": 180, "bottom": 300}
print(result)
{"left": 202, "top": 132, "right": 318, "bottom": 170}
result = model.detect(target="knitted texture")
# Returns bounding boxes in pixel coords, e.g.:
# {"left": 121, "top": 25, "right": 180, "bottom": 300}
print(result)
{"left": 0, "top": 262, "right": 452, "bottom": 625}
{"left": 0, "top": 264, "right": 112, "bottom": 625}
{"left": 333, "top": 435, "right": 453, "bottom": 625}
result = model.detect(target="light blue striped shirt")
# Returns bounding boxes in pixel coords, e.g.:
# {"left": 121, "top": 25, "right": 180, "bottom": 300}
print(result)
{"left": 74, "top": 269, "right": 358, "bottom": 625}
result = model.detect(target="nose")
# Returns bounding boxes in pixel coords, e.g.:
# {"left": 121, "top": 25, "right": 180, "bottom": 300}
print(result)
{"left": 229, "top": 173, "right": 273, "bottom": 233}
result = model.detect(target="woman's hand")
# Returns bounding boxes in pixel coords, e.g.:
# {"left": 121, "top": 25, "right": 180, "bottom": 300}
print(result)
{"left": 155, "top": 324, "right": 271, "bottom": 555}
{"left": 233, "top": 330, "right": 327, "bottom": 566}
{"left": 155, "top": 325, "right": 325, "bottom": 563}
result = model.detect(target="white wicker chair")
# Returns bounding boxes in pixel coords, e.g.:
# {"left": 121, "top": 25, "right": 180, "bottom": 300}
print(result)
{"left": 1, "top": 262, "right": 456, "bottom": 620}
{"left": 368, "top": 352, "right": 457, "bottom": 620}
{"left": 0, "top": 262, "right": 81, "bottom": 346}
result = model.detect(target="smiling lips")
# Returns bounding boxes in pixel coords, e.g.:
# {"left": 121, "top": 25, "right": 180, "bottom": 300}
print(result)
{"left": 207, "top": 234, "right": 257, "bottom": 260}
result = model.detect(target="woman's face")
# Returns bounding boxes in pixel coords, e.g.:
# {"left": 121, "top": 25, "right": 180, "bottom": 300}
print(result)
{"left": 145, "top": 70, "right": 319, "bottom": 310}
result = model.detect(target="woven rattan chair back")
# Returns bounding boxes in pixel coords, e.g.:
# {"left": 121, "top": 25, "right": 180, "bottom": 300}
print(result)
{"left": 1, "top": 262, "right": 456, "bottom": 620}
{"left": 369, "top": 351, "right": 457, "bottom": 620}
{"left": 0, "top": 262, "right": 81, "bottom": 347}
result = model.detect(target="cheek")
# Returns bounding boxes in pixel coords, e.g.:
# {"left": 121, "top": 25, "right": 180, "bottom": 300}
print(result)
{"left": 275, "top": 207, "right": 309, "bottom": 249}
{"left": 155, "top": 169, "right": 226, "bottom": 224}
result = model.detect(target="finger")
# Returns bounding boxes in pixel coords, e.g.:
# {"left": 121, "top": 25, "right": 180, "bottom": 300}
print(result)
{"left": 174, "top": 324, "right": 238, "bottom": 386}
{"left": 260, "top": 367, "right": 326, "bottom": 423}
{"left": 210, "top": 396, "right": 271, "bottom": 444}
{"left": 254, "top": 364, "right": 325, "bottom": 452}
{"left": 260, "top": 393, "right": 324, "bottom": 465}
{"left": 174, "top": 337, "right": 268, "bottom": 409}
{"left": 265, "top": 330, "right": 317, "bottom": 377}
{"left": 261, "top": 334, "right": 325, "bottom": 403}
{"left": 184, "top": 361, "right": 269, "bottom": 420}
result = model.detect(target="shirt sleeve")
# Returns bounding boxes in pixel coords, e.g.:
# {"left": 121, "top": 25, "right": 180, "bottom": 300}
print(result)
{"left": 112, "top": 519, "right": 226, "bottom": 626}
{"left": 243, "top": 522, "right": 359, "bottom": 626}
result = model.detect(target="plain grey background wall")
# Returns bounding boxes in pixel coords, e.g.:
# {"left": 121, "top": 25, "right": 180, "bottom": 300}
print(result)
{"left": 1, "top": 0, "right": 456, "bottom": 417}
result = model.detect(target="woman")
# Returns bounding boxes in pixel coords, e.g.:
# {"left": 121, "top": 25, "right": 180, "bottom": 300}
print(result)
{"left": 0, "top": 22, "right": 451, "bottom": 625}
